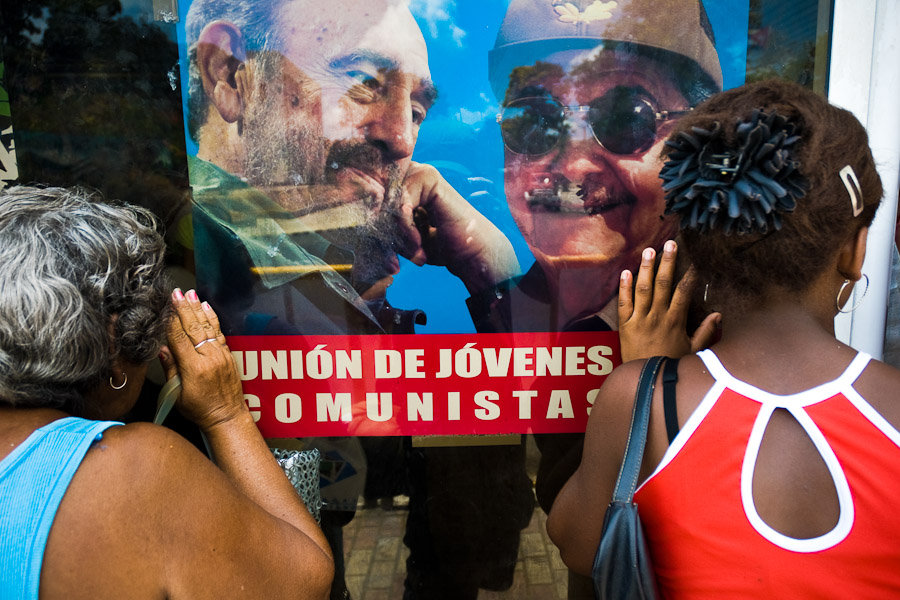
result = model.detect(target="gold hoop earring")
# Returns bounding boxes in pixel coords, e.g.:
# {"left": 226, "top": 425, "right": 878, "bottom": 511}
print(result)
{"left": 109, "top": 372, "right": 128, "bottom": 390}
{"left": 837, "top": 274, "right": 869, "bottom": 313}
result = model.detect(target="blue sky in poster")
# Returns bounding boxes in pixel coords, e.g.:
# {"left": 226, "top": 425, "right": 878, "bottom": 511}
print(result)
{"left": 393, "top": 0, "right": 749, "bottom": 332}
{"left": 174, "top": 0, "right": 749, "bottom": 334}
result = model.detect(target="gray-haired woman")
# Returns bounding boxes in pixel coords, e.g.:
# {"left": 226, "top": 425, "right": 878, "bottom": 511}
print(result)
{"left": 0, "top": 186, "right": 332, "bottom": 599}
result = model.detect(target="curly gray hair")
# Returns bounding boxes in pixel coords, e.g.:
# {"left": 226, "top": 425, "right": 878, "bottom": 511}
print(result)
{"left": 0, "top": 186, "right": 170, "bottom": 414}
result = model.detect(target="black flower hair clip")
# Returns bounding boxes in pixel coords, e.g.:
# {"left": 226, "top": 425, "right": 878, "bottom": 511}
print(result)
{"left": 659, "top": 109, "right": 809, "bottom": 235}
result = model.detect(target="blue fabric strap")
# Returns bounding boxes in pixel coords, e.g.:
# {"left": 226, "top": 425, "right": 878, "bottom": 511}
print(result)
{"left": 0, "top": 417, "right": 121, "bottom": 599}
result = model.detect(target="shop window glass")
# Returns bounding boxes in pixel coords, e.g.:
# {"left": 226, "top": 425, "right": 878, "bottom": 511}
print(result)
{"left": 0, "top": 1, "right": 836, "bottom": 598}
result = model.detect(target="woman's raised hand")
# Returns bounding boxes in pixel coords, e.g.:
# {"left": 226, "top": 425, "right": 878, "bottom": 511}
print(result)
{"left": 159, "top": 289, "right": 247, "bottom": 431}
{"left": 618, "top": 240, "right": 721, "bottom": 362}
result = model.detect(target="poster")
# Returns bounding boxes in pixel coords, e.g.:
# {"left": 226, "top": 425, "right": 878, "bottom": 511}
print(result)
{"left": 0, "top": 61, "right": 19, "bottom": 189}
{"left": 175, "top": 0, "right": 749, "bottom": 437}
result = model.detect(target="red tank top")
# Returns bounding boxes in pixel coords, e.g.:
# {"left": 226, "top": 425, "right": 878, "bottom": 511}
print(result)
{"left": 633, "top": 349, "right": 900, "bottom": 598}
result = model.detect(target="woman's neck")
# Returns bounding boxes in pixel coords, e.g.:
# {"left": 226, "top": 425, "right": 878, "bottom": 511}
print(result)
{"left": 723, "top": 301, "right": 836, "bottom": 339}
{"left": 0, "top": 406, "right": 69, "bottom": 446}
{"left": 708, "top": 299, "right": 855, "bottom": 390}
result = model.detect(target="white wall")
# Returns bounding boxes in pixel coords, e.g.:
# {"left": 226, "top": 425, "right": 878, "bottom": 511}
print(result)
{"left": 830, "top": 0, "right": 900, "bottom": 359}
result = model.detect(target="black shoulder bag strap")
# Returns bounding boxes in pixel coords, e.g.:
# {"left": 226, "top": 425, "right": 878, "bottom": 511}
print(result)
{"left": 593, "top": 356, "right": 666, "bottom": 600}
{"left": 612, "top": 355, "right": 666, "bottom": 503}
{"left": 662, "top": 357, "right": 680, "bottom": 444}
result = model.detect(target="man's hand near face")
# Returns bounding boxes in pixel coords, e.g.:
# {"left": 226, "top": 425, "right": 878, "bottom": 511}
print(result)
{"left": 265, "top": 168, "right": 391, "bottom": 220}
{"left": 396, "top": 162, "right": 520, "bottom": 294}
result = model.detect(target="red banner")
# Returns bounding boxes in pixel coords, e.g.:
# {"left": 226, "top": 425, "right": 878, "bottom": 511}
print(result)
{"left": 230, "top": 331, "right": 621, "bottom": 437}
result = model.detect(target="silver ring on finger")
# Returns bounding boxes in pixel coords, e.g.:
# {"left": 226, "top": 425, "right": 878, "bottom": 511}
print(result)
{"left": 194, "top": 338, "right": 218, "bottom": 350}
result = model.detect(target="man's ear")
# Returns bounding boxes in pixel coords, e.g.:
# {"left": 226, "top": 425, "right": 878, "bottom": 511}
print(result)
{"left": 197, "top": 20, "right": 248, "bottom": 124}
{"left": 837, "top": 226, "right": 869, "bottom": 281}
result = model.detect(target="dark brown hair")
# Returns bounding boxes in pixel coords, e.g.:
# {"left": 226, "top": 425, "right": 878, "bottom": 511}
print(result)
{"left": 663, "top": 79, "right": 883, "bottom": 302}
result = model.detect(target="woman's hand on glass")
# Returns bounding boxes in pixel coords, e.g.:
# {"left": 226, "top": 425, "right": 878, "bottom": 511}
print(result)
{"left": 618, "top": 240, "right": 720, "bottom": 362}
{"left": 158, "top": 289, "right": 247, "bottom": 431}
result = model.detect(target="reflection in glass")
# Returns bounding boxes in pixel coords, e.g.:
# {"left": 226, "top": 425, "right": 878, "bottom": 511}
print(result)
{"left": 746, "top": 0, "right": 833, "bottom": 92}
{"left": 500, "top": 86, "right": 690, "bottom": 158}
{"left": 0, "top": 1, "right": 190, "bottom": 231}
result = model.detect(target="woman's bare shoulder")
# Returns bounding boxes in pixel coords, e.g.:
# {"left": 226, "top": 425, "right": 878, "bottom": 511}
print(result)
{"left": 72, "top": 421, "right": 263, "bottom": 539}
{"left": 853, "top": 357, "right": 900, "bottom": 430}
{"left": 53, "top": 421, "right": 232, "bottom": 529}
{"left": 591, "top": 359, "right": 648, "bottom": 413}
{"left": 43, "top": 422, "right": 320, "bottom": 599}
{"left": 39, "top": 423, "right": 212, "bottom": 596}
{"left": 91, "top": 421, "right": 205, "bottom": 462}
{"left": 79, "top": 421, "right": 217, "bottom": 492}
{"left": 582, "top": 359, "right": 653, "bottom": 468}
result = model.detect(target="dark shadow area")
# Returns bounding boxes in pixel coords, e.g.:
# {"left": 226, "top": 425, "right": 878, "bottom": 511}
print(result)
{"left": 0, "top": 0, "right": 191, "bottom": 237}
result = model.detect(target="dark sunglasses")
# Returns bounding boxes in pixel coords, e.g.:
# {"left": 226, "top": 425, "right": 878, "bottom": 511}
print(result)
{"left": 498, "top": 85, "right": 689, "bottom": 157}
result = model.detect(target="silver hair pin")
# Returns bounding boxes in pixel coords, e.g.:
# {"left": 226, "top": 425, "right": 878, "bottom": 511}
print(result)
{"left": 839, "top": 165, "right": 863, "bottom": 217}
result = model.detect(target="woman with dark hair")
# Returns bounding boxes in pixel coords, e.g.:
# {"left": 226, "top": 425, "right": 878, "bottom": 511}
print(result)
{"left": 548, "top": 79, "right": 900, "bottom": 595}
{"left": 0, "top": 186, "right": 332, "bottom": 598}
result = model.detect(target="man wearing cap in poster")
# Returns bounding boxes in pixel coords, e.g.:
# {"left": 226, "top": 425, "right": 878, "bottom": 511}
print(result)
{"left": 183, "top": 1, "right": 533, "bottom": 598}
{"left": 478, "top": 0, "right": 722, "bottom": 595}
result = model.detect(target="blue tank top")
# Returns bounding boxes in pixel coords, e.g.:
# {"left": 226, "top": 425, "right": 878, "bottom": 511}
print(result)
{"left": 0, "top": 416, "right": 121, "bottom": 598}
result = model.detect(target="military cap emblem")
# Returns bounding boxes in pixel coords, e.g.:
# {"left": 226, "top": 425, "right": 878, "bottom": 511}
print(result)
{"left": 552, "top": 0, "right": 618, "bottom": 24}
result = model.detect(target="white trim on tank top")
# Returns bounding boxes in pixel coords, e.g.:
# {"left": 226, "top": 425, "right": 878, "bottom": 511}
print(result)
{"left": 638, "top": 349, "right": 872, "bottom": 553}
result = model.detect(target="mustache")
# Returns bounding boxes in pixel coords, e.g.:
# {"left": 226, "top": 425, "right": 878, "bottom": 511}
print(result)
{"left": 577, "top": 172, "right": 636, "bottom": 214}
{"left": 523, "top": 172, "right": 636, "bottom": 214}
{"left": 325, "top": 141, "right": 391, "bottom": 180}
{"left": 326, "top": 139, "right": 405, "bottom": 216}
{"left": 321, "top": 140, "right": 406, "bottom": 246}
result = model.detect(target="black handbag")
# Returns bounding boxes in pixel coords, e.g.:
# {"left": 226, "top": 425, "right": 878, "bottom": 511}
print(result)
{"left": 592, "top": 355, "right": 665, "bottom": 600}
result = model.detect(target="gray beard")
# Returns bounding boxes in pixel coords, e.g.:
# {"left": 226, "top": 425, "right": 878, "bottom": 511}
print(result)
{"left": 242, "top": 109, "right": 407, "bottom": 287}
{"left": 324, "top": 169, "right": 405, "bottom": 288}
{"left": 243, "top": 116, "right": 328, "bottom": 189}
